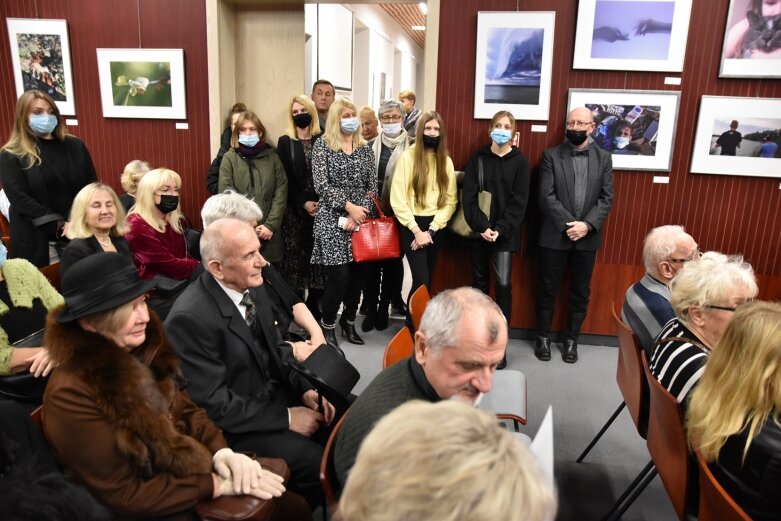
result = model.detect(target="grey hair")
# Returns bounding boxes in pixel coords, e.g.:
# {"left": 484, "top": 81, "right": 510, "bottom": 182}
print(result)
{"left": 201, "top": 189, "right": 263, "bottom": 228}
{"left": 419, "top": 287, "right": 505, "bottom": 354}
{"left": 378, "top": 99, "right": 406, "bottom": 119}
{"left": 200, "top": 217, "right": 248, "bottom": 264}
{"left": 642, "top": 225, "right": 687, "bottom": 273}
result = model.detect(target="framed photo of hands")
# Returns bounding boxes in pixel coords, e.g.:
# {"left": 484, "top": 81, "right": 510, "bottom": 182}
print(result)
{"left": 572, "top": 0, "right": 693, "bottom": 72}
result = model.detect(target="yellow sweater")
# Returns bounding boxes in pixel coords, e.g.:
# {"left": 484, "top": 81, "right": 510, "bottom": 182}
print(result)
{"left": 390, "top": 145, "right": 457, "bottom": 232}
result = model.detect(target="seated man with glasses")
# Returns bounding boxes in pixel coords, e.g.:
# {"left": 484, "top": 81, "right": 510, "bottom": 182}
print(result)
{"left": 622, "top": 225, "right": 698, "bottom": 355}
{"left": 649, "top": 251, "right": 757, "bottom": 411}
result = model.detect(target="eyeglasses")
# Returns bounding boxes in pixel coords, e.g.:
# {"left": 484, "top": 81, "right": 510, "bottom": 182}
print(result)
{"left": 566, "top": 120, "right": 594, "bottom": 129}
{"left": 667, "top": 249, "right": 702, "bottom": 265}
{"left": 704, "top": 298, "right": 754, "bottom": 312}
{"left": 380, "top": 115, "right": 402, "bottom": 123}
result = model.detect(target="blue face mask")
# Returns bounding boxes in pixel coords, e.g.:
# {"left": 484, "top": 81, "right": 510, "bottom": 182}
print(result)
{"left": 29, "top": 114, "right": 58, "bottom": 135}
{"left": 238, "top": 134, "right": 260, "bottom": 147}
{"left": 613, "top": 136, "right": 630, "bottom": 149}
{"left": 340, "top": 117, "right": 360, "bottom": 134}
{"left": 490, "top": 129, "right": 513, "bottom": 146}
{"left": 382, "top": 123, "right": 403, "bottom": 137}
{"left": 0, "top": 242, "right": 7, "bottom": 267}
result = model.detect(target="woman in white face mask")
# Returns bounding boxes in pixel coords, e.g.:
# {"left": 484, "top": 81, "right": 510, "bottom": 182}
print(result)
{"left": 462, "top": 110, "right": 530, "bottom": 369}
{"left": 0, "top": 90, "right": 97, "bottom": 267}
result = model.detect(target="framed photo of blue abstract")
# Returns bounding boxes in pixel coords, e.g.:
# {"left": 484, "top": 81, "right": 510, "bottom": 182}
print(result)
{"left": 473, "top": 11, "right": 555, "bottom": 120}
{"left": 572, "top": 0, "right": 693, "bottom": 72}
{"left": 567, "top": 88, "right": 681, "bottom": 172}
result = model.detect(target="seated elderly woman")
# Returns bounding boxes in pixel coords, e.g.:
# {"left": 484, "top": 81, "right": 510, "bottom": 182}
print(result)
{"left": 0, "top": 241, "right": 60, "bottom": 396}
{"left": 336, "top": 400, "right": 556, "bottom": 521}
{"left": 41, "top": 252, "right": 296, "bottom": 519}
{"left": 118, "top": 159, "right": 150, "bottom": 213}
{"left": 60, "top": 182, "right": 132, "bottom": 277}
{"left": 650, "top": 251, "right": 757, "bottom": 409}
{"left": 687, "top": 301, "right": 781, "bottom": 521}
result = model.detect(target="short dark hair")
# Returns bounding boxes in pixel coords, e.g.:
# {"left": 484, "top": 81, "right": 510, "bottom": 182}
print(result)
{"left": 312, "top": 79, "right": 334, "bottom": 94}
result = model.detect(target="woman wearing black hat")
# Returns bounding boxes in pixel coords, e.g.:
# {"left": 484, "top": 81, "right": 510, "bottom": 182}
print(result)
{"left": 40, "top": 252, "right": 296, "bottom": 519}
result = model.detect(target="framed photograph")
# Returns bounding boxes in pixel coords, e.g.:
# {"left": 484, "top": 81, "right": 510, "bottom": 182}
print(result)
{"left": 6, "top": 18, "right": 76, "bottom": 115}
{"left": 474, "top": 11, "right": 555, "bottom": 120}
{"left": 572, "top": 0, "right": 693, "bottom": 72}
{"left": 96, "top": 49, "right": 186, "bottom": 119}
{"left": 567, "top": 89, "right": 681, "bottom": 172}
{"left": 719, "top": 0, "right": 781, "bottom": 78}
{"left": 691, "top": 96, "right": 781, "bottom": 178}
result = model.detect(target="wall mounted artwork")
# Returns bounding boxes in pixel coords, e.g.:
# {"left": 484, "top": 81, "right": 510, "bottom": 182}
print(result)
{"left": 719, "top": 0, "right": 781, "bottom": 78}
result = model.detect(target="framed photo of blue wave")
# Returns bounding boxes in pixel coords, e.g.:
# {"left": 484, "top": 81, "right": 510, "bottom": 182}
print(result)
{"left": 572, "top": 0, "right": 692, "bottom": 72}
{"left": 691, "top": 96, "right": 781, "bottom": 178}
{"left": 567, "top": 89, "right": 681, "bottom": 172}
{"left": 719, "top": 0, "right": 781, "bottom": 78}
{"left": 6, "top": 18, "right": 76, "bottom": 115}
{"left": 473, "top": 11, "right": 555, "bottom": 120}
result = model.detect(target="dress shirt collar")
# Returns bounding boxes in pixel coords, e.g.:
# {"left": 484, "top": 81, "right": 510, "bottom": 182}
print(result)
{"left": 214, "top": 276, "right": 247, "bottom": 316}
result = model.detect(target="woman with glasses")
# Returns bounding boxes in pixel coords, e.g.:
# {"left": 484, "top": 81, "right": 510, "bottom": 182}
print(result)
{"left": 687, "top": 301, "right": 781, "bottom": 521}
{"left": 649, "top": 251, "right": 757, "bottom": 410}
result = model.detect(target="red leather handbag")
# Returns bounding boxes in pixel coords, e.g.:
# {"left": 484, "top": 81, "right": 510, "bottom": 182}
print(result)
{"left": 351, "top": 192, "right": 401, "bottom": 263}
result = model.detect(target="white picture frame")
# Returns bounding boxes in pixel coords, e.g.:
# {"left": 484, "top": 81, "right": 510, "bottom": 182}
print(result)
{"left": 572, "top": 0, "right": 693, "bottom": 72}
{"left": 474, "top": 11, "right": 555, "bottom": 121}
{"left": 6, "top": 18, "right": 76, "bottom": 115}
{"left": 691, "top": 96, "right": 781, "bottom": 178}
{"left": 719, "top": 0, "right": 781, "bottom": 78}
{"left": 96, "top": 48, "right": 187, "bottom": 119}
{"left": 567, "top": 89, "right": 682, "bottom": 172}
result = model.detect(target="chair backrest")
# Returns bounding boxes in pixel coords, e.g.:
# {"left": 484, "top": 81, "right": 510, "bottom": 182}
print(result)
{"left": 0, "top": 211, "right": 9, "bottom": 247}
{"left": 319, "top": 410, "right": 349, "bottom": 506}
{"left": 382, "top": 326, "right": 414, "bottom": 369}
{"left": 40, "top": 261, "right": 61, "bottom": 292}
{"left": 695, "top": 449, "right": 751, "bottom": 521}
{"left": 612, "top": 303, "right": 649, "bottom": 438}
{"left": 408, "top": 285, "right": 430, "bottom": 332}
{"left": 642, "top": 353, "right": 691, "bottom": 520}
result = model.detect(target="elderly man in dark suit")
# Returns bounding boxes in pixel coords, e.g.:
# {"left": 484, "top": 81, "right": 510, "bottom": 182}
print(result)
{"left": 165, "top": 217, "right": 335, "bottom": 508}
{"left": 534, "top": 106, "right": 614, "bottom": 364}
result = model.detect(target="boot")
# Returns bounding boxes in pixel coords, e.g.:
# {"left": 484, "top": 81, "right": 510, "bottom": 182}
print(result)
{"left": 375, "top": 303, "right": 390, "bottom": 331}
{"left": 497, "top": 353, "right": 508, "bottom": 370}
{"left": 321, "top": 320, "right": 339, "bottom": 351}
{"left": 535, "top": 336, "right": 552, "bottom": 361}
{"left": 339, "top": 315, "right": 365, "bottom": 345}
{"left": 361, "top": 305, "right": 377, "bottom": 332}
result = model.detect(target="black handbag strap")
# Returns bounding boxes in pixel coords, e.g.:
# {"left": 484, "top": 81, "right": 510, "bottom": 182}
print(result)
{"left": 478, "top": 157, "right": 484, "bottom": 191}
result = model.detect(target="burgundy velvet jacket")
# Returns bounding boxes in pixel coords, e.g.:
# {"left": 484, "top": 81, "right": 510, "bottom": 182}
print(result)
{"left": 125, "top": 214, "right": 199, "bottom": 281}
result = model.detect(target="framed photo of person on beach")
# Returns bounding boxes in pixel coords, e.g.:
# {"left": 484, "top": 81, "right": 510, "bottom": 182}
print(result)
{"left": 473, "top": 11, "right": 555, "bottom": 120}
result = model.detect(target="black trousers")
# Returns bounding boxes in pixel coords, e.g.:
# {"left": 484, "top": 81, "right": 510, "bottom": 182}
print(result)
{"left": 470, "top": 242, "right": 513, "bottom": 321}
{"left": 535, "top": 246, "right": 597, "bottom": 340}
{"left": 321, "top": 262, "right": 365, "bottom": 325}
{"left": 362, "top": 257, "right": 404, "bottom": 309}
{"left": 399, "top": 215, "right": 442, "bottom": 301}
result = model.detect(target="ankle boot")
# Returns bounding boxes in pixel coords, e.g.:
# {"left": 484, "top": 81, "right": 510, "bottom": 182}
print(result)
{"left": 497, "top": 353, "right": 508, "bottom": 370}
{"left": 375, "top": 304, "right": 390, "bottom": 331}
{"left": 361, "top": 305, "right": 377, "bottom": 332}
{"left": 339, "top": 316, "right": 365, "bottom": 345}
{"left": 321, "top": 321, "right": 339, "bottom": 351}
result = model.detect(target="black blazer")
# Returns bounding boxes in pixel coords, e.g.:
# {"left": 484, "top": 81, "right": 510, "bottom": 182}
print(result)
{"left": 537, "top": 141, "right": 614, "bottom": 251}
{"left": 59, "top": 236, "right": 132, "bottom": 277}
{"left": 165, "top": 272, "right": 312, "bottom": 436}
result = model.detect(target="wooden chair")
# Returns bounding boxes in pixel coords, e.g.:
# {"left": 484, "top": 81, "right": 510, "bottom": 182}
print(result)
{"left": 0, "top": 211, "right": 9, "bottom": 248}
{"left": 408, "top": 285, "right": 430, "bottom": 332}
{"left": 382, "top": 326, "right": 414, "bottom": 368}
{"left": 695, "top": 449, "right": 750, "bottom": 521}
{"left": 40, "top": 261, "right": 61, "bottom": 292}
{"left": 319, "top": 410, "right": 349, "bottom": 507}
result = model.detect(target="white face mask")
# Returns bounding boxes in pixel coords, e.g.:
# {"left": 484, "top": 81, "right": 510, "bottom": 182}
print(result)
{"left": 382, "top": 123, "right": 402, "bottom": 137}
{"left": 613, "top": 136, "right": 630, "bottom": 149}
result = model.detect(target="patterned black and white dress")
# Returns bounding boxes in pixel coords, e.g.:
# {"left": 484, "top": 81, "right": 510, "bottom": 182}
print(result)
{"left": 310, "top": 139, "right": 377, "bottom": 266}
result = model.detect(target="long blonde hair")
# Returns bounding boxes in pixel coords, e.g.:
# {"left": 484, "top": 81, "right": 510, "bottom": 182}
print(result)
{"left": 687, "top": 301, "right": 781, "bottom": 462}
{"left": 322, "top": 98, "right": 365, "bottom": 152}
{"left": 1, "top": 90, "right": 70, "bottom": 168}
{"left": 66, "top": 183, "right": 129, "bottom": 239}
{"left": 412, "top": 111, "right": 450, "bottom": 208}
{"left": 284, "top": 95, "right": 321, "bottom": 139}
{"left": 129, "top": 168, "right": 185, "bottom": 233}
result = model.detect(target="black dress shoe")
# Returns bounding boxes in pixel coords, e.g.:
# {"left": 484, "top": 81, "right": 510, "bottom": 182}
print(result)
{"left": 497, "top": 353, "right": 508, "bottom": 370}
{"left": 322, "top": 321, "right": 340, "bottom": 351}
{"left": 391, "top": 300, "right": 407, "bottom": 317}
{"left": 361, "top": 306, "right": 377, "bottom": 332}
{"left": 374, "top": 306, "right": 390, "bottom": 331}
{"left": 535, "top": 336, "right": 552, "bottom": 361}
{"left": 339, "top": 316, "right": 365, "bottom": 345}
{"left": 562, "top": 338, "right": 578, "bottom": 363}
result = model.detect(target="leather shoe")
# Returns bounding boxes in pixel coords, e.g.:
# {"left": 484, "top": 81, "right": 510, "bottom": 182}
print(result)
{"left": 535, "top": 336, "right": 552, "bottom": 361}
{"left": 322, "top": 322, "right": 340, "bottom": 351}
{"left": 562, "top": 338, "right": 578, "bottom": 363}
{"left": 497, "top": 353, "right": 508, "bottom": 370}
{"left": 339, "top": 316, "right": 365, "bottom": 345}
{"left": 374, "top": 306, "right": 390, "bottom": 331}
{"left": 361, "top": 306, "right": 377, "bottom": 332}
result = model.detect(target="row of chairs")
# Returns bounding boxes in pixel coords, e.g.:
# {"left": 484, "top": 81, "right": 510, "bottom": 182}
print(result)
{"left": 578, "top": 304, "right": 749, "bottom": 520}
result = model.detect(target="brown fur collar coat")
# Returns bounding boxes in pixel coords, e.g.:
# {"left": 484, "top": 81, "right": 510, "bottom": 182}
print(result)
{"left": 44, "top": 308, "right": 213, "bottom": 479}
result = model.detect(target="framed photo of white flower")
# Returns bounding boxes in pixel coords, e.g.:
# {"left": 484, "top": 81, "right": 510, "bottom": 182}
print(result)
{"left": 6, "top": 18, "right": 76, "bottom": 115}
{"left": 96, "top": 48, "right": 186, "bottom": 119}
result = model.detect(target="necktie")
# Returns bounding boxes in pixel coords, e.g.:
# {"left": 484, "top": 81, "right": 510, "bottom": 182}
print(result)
{"left": 240, "top": 292, "right": 256, "bottom": 327}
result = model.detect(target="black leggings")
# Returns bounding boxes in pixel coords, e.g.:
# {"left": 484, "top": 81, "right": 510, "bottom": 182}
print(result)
{"left": 470, "top": 242, "right": 513, "bottom": 321}
{"left": 399, "top": 215, "right": 442, "bottom": 301}
{"left": 321, "top": 262, "right": 365, "bottom": 325}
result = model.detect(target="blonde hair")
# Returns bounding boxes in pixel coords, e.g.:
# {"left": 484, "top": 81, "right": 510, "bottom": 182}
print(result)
{"left": 670, "top": 251, "right": 757, "bottom": 322}
{"left": 398, "top": 90, "right": 416, "bottom": 103}
{"left": 359, "top": 106, "right": 377, "bottom": 123}
{"left": 412, "top": 111, "right": 450, "bottom": 208}
{"left": 1, "top": 90, "right": 70, "bottom": 168}
{"left": 489, "top": 110, "right": 516, "bottom": 135}
{"left": 129, "top": 168, "right": 185, "bottom": 233}
{"left": 337, "top": 400, "right": 556, "bottom": 521}
{"left": 230, "top": 112, "right": 267, "bottom": 149}
{"left": 66, "top": 183, "right": 129, "bottom": 239}
{"left": 687, "top": 301, "right": 781, "bottom": 463}
{"left": 285, "top": 95, "right": 321, "bottom": 139}
{"left": 323, "top": 98, "right": 365, "bottom": 152}
{"left": 120, "top": 159, "right": 150, "bottom": 194}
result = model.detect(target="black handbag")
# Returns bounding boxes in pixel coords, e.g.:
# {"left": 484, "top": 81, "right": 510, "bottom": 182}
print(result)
{"left": 0, "top": 330, "right": 48, "bottom": 403}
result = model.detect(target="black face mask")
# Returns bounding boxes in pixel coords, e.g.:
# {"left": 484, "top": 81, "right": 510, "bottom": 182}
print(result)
{"left": 565, "top": 129, "right": 589, "bottom": 147}
{"left": 422, "top": 135, "right": 440, "bottom": 150}
{"left": 156, "top": 195, "right": 179, "bottom": 214}
{"left": 293, "top": 113, "right": 312, "bottom": 129}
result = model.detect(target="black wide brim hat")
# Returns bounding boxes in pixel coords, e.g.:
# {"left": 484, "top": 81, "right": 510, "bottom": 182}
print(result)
{"left": 57, "top": 252, "right": 156, "bottom": 323}
{"left": 290, "top": 344, "right": 360, "bottom": 413}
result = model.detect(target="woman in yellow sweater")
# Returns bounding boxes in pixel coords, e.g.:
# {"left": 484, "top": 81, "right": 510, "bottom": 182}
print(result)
{"left": 390, "top": 111, "right": 457, "bottom": 300}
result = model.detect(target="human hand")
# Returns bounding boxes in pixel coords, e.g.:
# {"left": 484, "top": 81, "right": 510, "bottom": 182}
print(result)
{"left": 289, "top": 406, "right": 324, "bottom": 436}
{"left": 256, "top": 225, "right": 273, "bottom": 240}
{"left": 343, "top": 219, "right": 360, "bottom": 232}
{"left": 215, "top": 471, "right": 286, "bottom": 499}
{"left": 213, "top": 448, "right": 263, "bottom": 495}
{"left": 303, "top": 201, "right": 318, "bottom": 217}
{"left": 291, "top": 341, "right": 318, "bottom": 361}
{"left": 303, "top": 390, "right": 336, "bottom": 425}
{"left": 412, "top": 230, "right": 432, "bottom": 250}
{"left": 25, "top": 349, "right": 55, "bottom": 377}
{"left": 308, "top": 331, "right": 327, "bottom": 350}
{"left": 566, "top": 221, "right": 589, "bottom": 241}
{"left": 480, "top": 228, "right": 499, "bottom": 242}
{"left": 345, "top": 202, "right": 369, "bottom": 224}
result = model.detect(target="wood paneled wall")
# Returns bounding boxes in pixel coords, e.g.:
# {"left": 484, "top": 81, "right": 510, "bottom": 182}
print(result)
{"left": 433, "top": 0, "right": 781, "bottom": 335}
{"left": 0, "top": 0, "right": 211, "bottom": 224}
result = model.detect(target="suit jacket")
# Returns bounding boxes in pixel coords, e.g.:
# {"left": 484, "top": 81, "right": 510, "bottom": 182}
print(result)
{"left": 537, "top": 141, "right": 614, "bottom": 251}
{"left": 59, "top": 235, "right": 132, "bottom": 277}
{"left": 165, "top": 272, "right": 312, "bottom": 437}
